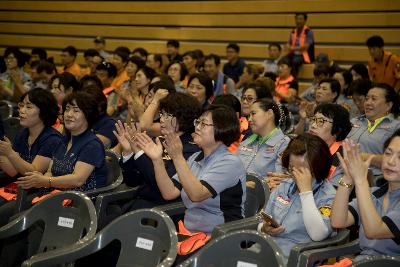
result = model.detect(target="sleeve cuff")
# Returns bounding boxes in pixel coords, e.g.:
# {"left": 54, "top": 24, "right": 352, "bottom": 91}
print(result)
{"left": 172, "top": 179, "right": 182, "bottom": 191}
{"left": 134, "top": 150, "right": 145, "bottom": 160}
{"left": 122, "top": 152, "right": 134, "bottom": 163}
{"left": 348, "top": 205, "right": 359, "bottom": 227}
{"left": 382, "top": 216, "right": 400, "bottom": 245}
{"left": 200, "top": 180, "right": 217, "bottom": 198}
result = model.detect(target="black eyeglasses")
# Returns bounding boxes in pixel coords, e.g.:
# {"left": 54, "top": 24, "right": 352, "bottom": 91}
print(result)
{"left": 309, "top": 116, "right": 333, "bottom": 127}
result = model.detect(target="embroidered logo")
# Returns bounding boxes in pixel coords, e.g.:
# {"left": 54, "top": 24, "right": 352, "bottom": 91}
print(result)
{"left": 277, "top": 195, "right": 290, "bottom": 205}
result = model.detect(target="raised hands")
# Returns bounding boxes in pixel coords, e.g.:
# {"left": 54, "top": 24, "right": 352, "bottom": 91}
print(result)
{"left": 162, "top": 132, "right": 183, "bottom": 160}
{"left": 113, "top": 120, "right": 141, "bottom": 155}
{"left": 135, "top": 132, "right": 163, "bottom": 161}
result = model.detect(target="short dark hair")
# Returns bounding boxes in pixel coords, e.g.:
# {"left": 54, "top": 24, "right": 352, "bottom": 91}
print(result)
{"left": 206, "top": 105, "right": 240, "bottom": 147}
{"left": 4, "top": 47, "right": 26, "bottom": 67}
{"left": 366, "top": 35, "right": 384, "bottom": 48}
{"left": 114, "top": 47, "right": 129, "bottom": 62}
{"left": 295, "top": 12, "right": 308, "bottom": 21}
{"left": 349, "top": 63, "right": 369, "bottom": 80}
{"left": 282, "top": 133, "right": 332, "bottom": 183}
{"left": 213, "top": 94, "right": 242, "bottom": 117}
{"left": 62, "top": 46, "right": 78, "bottom": 58}
{"left": 349, "top": 79, "right": 373, "bottom": 97}
{"left": 31, "top": 48, "right": 47, "bottom": 60}
{"left": 36, "top": 61, "right": 56, "bottom": 75}
{"left": 83, "top": 49, "right": 100, "bottom": 58}
{"left": 268, "top": 42, "right": 282, "bottom": 51}
{"left": 166, "top": 61, "right": 188, "bottom": 81}
{"left": 318, "top": 78, "right": 341, "bottom": 102}
{"left": 314, "top": 103, "right": 352, "bottom": 141}
{"left": 182, "top": 51, "right": 199, "bottom": 60}
{"left": 50, "top": 72, "right": 79, "bottom": 93}
{"left": 153, "top": 54, "right": 163, "bottom": 67}
{"left": 79, "top": 75, "right": 103, "bottom": 91}
{"left": 81, "top": 85, "right": 108, "bottom": 114}
{"left": 255, "top": 99, "right": 290, "bottom": 131}
{"left": 313, "top": 65, "right": 331, "bottom": 77}
{"left": 369, "top": 83, "right": 400, "bottom": 117}
{"left": 128, "top": 56, "right": 146, "bottom": 69}
{"left": 277, "top": 56, "right": 292, "bottom": 68}
{"left": 137, "top": 65, "right": 158, "bottom": 80}
{"left": 384, "top": 128, "right": 400, "bottom": 151}
{"left": 188, "top": 72, "right": 214, "bottom": 102}
{"left": 132, "top": 47, "right": 148, "bottom": 58}
{"left": 167, "top": 40, "right": 180, "bottom": 48}
{"left": 204, "top": 54, "right": 221, "bottom": 66}
{"left": 227, "top": 43, "right": 240, "bottom": 53}
{"left": 62, "top": 91, "right": 100, "bottom": 129}
{"left": 242, "top": 82, "right": 273, "bottom": 100}
{"left": 160, "top": 92, "right": 202, "bottom": 134}
{"left": 20, "top": 88, "right": 59, "bottom": 127}
{"left": 96, "top": 61, "right": 117, "bottom": 78}
{"left": 150, "top": 75, "right": 176, "bottom": 94}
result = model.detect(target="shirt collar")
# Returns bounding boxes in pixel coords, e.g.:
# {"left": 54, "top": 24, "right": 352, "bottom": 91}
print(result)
{"left": 194, "top": 143, "right": 226, "bottom": 163}
{"left": 247, "top": 128, "right": 280, "bottom": 146}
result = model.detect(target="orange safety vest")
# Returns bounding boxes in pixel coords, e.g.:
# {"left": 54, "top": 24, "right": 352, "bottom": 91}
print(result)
{"left": 103, "top": 86, "right": 114, "bottom": 97}
{"left": 275, "top": 75, "right": 295, "bottom": 102}
{"left": 328, "top": 141, "right": 343, "bottom": 181}
{"left": 176, "top": 220, "right": 211, "bottom": 255}
{"left": 291, "top": 26, "right": 311, "bottom": 64}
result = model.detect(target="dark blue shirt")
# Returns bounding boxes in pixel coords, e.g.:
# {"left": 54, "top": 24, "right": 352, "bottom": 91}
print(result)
{"left": 223, "top": 58, "right": 246, "bottom": 83}
{"left": 92, "top": 114, "right": 117, "bottom": 149}
{"left": 48, "top": 129, "right": 107, "bottom": 193}
{"left": 12, "top": 126, "right": 62, "bottom": 164}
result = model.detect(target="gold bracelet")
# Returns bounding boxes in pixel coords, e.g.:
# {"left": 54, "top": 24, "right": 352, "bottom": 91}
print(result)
{"left": 48, "top": 177, "right": 52, "bottom": 188}
{"left": 338, "top": 177, "right": 354, "bottom": 190}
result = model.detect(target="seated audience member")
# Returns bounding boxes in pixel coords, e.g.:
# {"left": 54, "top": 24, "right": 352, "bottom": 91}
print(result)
{"left": 194, "top": 49, "right": 205, "bottom": 72}
{"left": 59, "top": 46, "right": 81, "bottom": 79}
{"left": 33, "top": 61, "right": 56, "bottom": 90}
{"left": 0, "top": 88, "right": 61, "bottom": 224}
{"left": 0, "top": 47, "right": 31, "bottom": 102}
{"left": 308, "top": 103, "right": 352, "bottom": 185}
{"left": 95, "top": 62, "right": 119, "bottom": 116}
{"left": 121, "top": 56, "right": 146, "bottom": 93}
{"left": 263, "top": 42, "right": 282, "bottom": 76}
{"left": 93, "top": 36, "right": 111, "bottom": 60}
{"left": 187, "top": 72, "right": 214, "bottom": 110}
{"left": 82, "top": 48, "right": 102, "bottom": 76}
{"left": 258, "top": 134, "right": 335, "bottom": 263}
{"left": 275, "top": 56, "right": 298, "bottom": 103}
{"left": 204, "top": 54, "right": 235, "bottom": 96}
{"left": 146, "top": 54, "right": 164, "bottom": 74}
{"left": 50, "top": 72, "right": 78, "bottom": 106}
{"left": 167, "top": 61, "right": 188, "bottom": 93}
{"left": 182, "top": 50, "right": 199, "bottom": 78}
{"left": 235, "top": 64, "right": 262, "bottom": 98}
{"left": 30, "top": 48, "right": 47, "bottom": 63}
{"left": 348, "top": 78, "right": 373, "bottom": 115}
{"left": 333, "top": 70, "right": 353, "bottom": 98}
{"left": 166, "top": 39, "right": 183, "bottom": 62}
{"left": 131, "top": 47, "right": 148, "bottom": 62}
{"left": 82, "top": 85, "right": 117, "bottom": 149}
{"left": 241, "top": 82, "right": 273, "bottom": 118}
{"left": 366, "top": 35, "right": 400, "bottom": 90}
{"left": 238, "top": 99, "right": 290, "bottom": 177}
{"left": 286, "top": 12, "right": 315, "bottom": 73}
{"left": 314, "top": 53, "right": 342, "bottom": 76}
{"left": 223, "top": 43, "right": 246, "bottom": 83}
{"left": 333, "top": 70, "right": 359, "bottom": 119}
{"left": 110, "top": 47, "right": 129, "bottom": 91}
{"left": 300, "top": 65, "right": 330, "bottom": 102}
{"left": 349, "top": 63, "right": 369, "bottom": 81}
{"left": 347, "top": 83, "right": 400, "bottom": 176}
{"left": 79, "top": 74, "right": 103, "bottom": 91}
{"left": 115, "top": 92, "right": 202, "bottom": 210}
{"left": 136, "top": 104, "right": 246, "bottom": 234}
{"left": 331, "top": 132, "right": 400, "bottom": 261}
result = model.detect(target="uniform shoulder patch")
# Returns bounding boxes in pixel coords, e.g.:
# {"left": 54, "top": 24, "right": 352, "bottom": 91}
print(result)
{"left": 319, "top": 206, "right": 332, "bottom": 217}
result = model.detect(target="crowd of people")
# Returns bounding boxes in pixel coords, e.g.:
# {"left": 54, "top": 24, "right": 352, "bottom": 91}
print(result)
{"left": 0, "top": 11, "right": 399, "bottom": 266}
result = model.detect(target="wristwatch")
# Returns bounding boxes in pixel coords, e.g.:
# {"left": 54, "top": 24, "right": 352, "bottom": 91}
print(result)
{"left": 338, "top": 177, "right": 354, "bottom": 190}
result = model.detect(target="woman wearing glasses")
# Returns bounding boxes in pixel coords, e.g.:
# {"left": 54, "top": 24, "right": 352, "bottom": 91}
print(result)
{"left": 241, "top": 81, "right": 272, "bottom": 118}
{"left": 135, "top": 105, "right": 246, "bottom": 235}
{"left": 115, "top": 92, "right": 202, "bottom": 210}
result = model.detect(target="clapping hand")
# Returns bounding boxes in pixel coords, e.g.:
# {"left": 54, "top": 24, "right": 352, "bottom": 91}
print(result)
{"left": 0, "top": 137, "right": 14, "bottom": 157}
{"left": 135, "top": 132, "right": 163, "bottom": 161}
{"left": 163, "top": 133, "right": 183, "bottom": 160}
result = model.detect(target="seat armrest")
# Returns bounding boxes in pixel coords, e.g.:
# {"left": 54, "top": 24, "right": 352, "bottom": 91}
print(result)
{"left": 211, "top": 216, "right": 259, "bottom": 239}
{"left": 154, "top": 202, "right": 185, "bottom": 217}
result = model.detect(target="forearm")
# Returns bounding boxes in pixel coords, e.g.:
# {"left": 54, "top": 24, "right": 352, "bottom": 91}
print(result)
{"left": 139, "top": 101, "right": 158, "bottom": 131}
{"left": 294, "top": 118, "right": 306, "bottom": 135}
{"left": 0, "top": 156, "right": 17, "bottom": 177}
{"left": 300, "top": 191, "right": 330, "bottom": 241}
{"left": 49, "top": 173, "right": 89, "bottom": 189}
{"left": 331, "top": 184, "right": 353, "bottom": 228}
{"left": 152, "top": 158, "right": 179, "bottom": 200}
{"left": 173, "top": 155, "right": 209, "bottom": 202}
{"left": 8, "top": 152, "right": 40, "bottom": 174}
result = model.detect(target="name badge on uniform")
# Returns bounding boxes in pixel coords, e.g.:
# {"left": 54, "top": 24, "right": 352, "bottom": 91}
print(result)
{"left": 277, "top": 195, "right": 290, "bottom": 205}
{"left": 240, "top": 146, "right": 254, "bottom": 152}
{"left": 380, "top": 125, "right": 391, "bottom": 129}
{"left": 352, "top": 124, "right": 360, "bottom": 128}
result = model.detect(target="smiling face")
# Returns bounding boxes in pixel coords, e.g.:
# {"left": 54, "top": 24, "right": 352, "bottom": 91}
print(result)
{"left": 382, "top": 136, "right": 400, "bottom": 186}
{"left": 63, "top": 101, "right": 88, "bottom": 134}
{"left": 315, "top": 82, "right": 337, "bottom": 104}
{"left": 241, "top": 88, "right": 257, "bottom": 116}
{"left": 159, "top": 110, "right": 178, "bottom": 135}
{"left": 308, "top": 112, "right": 335, "bottom": 145}
{"left": 18, "top": 95, "right": 42, "bottom": 128}
{"left": 192, "top": 112, "right": 215, "bottom": 148}
{"left": 125, "top": 61, "right": 138, "bottom": 78}
{"left": 364, "top": 87, "right": 392, "bottom": 122}
{"left": 248, "top": 102, "right": 273, "bottom": 136}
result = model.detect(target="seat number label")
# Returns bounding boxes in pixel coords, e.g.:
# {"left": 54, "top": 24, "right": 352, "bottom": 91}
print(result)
{"left": 57, "top": 217, "right": 74, "bottom": 228}
{"left": 136, "top": 237, "right": 154, "bottom": 251}
{"left": 237, "top": 261, "right": 257, "bottom": 267}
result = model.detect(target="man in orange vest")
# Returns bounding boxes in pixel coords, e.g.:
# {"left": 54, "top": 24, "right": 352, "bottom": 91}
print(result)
{"left": 286, "top": 13, "right": 315, "bottom": 74}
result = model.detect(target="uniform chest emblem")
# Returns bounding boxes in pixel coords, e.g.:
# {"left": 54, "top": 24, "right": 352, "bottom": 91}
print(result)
{"left": 277, "top": 195, "right": 290, "bottom": 205}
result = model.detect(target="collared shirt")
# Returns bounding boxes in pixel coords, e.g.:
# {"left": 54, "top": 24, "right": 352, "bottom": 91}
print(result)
{"left": 348, "top": 114, "right": 400, "bottom": 175}
{"left": 172, "top": 144, "right": 246, "bottom": 234}
{"left": 12, "top": 126, "right": 62, "bottom": 165}
{"left": 265, "top": 179, "right": 336, "bottom": 262}
{"left": 349, "top": 184, "right": 400, "bottom": 260}
{"left": 238, "top": 128, "right": 289, "bottom": 177}
{"left": 46, "top": 129, "right": 107, "bottom": 194}
{"left": 59, "top": 63, "right": 81, "bottom": 79}
{"left": 223, "top": 58, "right": 246, "bottom": 83}
{"left": 368, "top": 51, "right": 400, "bottom": 87}
{"left": 367, "top": 116, "right": 387, "bottom": 133}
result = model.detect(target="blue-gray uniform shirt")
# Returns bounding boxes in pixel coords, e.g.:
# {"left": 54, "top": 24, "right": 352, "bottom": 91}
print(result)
{"left": 349, "top": 184, "right": 400, "bottom": 261}
{"left": 265, "top": 179, "right": 336, "bottom": 262}
{"left": 172, "top": 144, "right": 246, "bottom": 234}
{"left": 238, "top": 128, "right": 290, "bottom": 178}
{"left": 348, "top": 114, "right": 400, "bottom": 175}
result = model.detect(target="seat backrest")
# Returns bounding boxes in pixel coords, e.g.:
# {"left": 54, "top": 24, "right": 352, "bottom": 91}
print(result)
{"left": 0, "top": 100, "right": 14, "bottom": 120}
{"left": 26, "top": 191, "right": 97, "bottom": 256}
{"left": 3, "top": 117, "right": 22, "bottom": 142}
{"left": 352, "top": 256, "right": 400, "bottom": 267}
{"left": 105, "top": 150, "right": 122, "bottom": 186}
{"left": 245, "top": 173, "right": 269, "bottom": 218}
{"left": 180, "top": 230, "right": 285, "bottom": 267}
{"left": 94, "top": 208, "right": 177, "bottom": 267}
